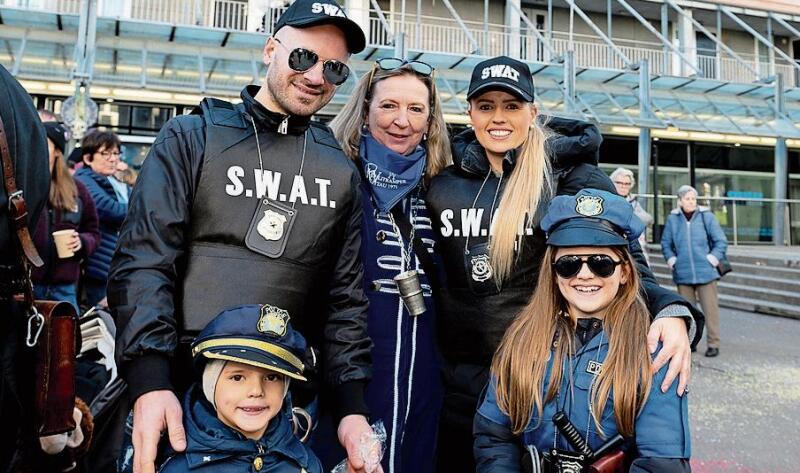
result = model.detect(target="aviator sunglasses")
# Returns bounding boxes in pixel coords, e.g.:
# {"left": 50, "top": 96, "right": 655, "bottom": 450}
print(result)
{"left": 273, "top": 37, "right": 350, "bottom": 86}
{"left": 367, "top": 58, "right": 435, "bottom": 87}
{"left": 552, "top": 254, "right": 624, "bottom": 279}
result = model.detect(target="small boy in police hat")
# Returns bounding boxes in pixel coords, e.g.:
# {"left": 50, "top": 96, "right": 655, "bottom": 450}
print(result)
{"left": 158, "top": 304, "right": 322, "bottom": 473}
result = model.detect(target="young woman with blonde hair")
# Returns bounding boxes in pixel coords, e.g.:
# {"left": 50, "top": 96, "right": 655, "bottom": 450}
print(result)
{"left": 474, "top": 189, "right": 690, "bottom": 472}
{"left": 425, "top": 56, "right": 699, "bottom": 471}
{"left": 328, "top": 57, "right": 451, "bottom": 473}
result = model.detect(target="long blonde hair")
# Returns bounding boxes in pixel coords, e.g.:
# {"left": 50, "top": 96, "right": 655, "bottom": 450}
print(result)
{"left": 488, "top": 115, "right": 552, "bottom": 283}
{"left": 49, "top": 148, "right": 78, "bottom": 212}
{"left": 329, "top": 64, "right": 451, "bottom": 181}
{"left": 491, "top": 246, "right": 652, "bottom": 437}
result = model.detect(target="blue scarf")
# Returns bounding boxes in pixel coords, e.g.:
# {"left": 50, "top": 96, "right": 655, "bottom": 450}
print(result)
{"left": 360, "top": 132, "right": 427, "bottom": 213}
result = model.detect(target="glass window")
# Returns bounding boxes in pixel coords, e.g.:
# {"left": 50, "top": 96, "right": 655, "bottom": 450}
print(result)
{"left": 599, "top": 137, "right": 637, "bottom": 166}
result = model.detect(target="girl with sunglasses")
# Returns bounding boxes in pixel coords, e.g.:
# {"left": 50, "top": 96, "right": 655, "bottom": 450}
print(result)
{"left": 474, "top": 189, "right": 691, "bottom": 473}
{"left": 328, "top": 58, "right": 450, "bottom": 473}
{"left": 425, "top": 56, "right": 699, "bottom": 472}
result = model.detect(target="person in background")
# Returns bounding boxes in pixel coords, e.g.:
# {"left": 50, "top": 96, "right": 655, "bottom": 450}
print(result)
{"left": 661, "top": 185, "right": 727, "bottom": 358}
{"left": 329, "top": 57, "right": 450, "bottom": 473}
{"left": 474, "top": 189, "right": 690, "bottom": 473}
{"left": 610, "top": 167, "right": 653, "bottom": 262}
{"left": 74, "top": 130, "right": 129, "bottom": 308}
{"left": 32, "top": 121, "right": 101, "bottom": 312}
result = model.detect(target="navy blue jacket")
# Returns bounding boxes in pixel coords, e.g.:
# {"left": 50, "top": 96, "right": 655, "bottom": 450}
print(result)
{"left": 74, "top": 167, "right": 129, "bottom": 282}
{"left": 359, "top": 184, "right": 443, "bottom": 473}
{"left": 159, "top": 386, "right": 322, "bottom": 473}
{"left": 474, "top": 335, "right": 691, "bottom": 473}
{"left": 661, "top": 208, "right": 728, "bottom": 285}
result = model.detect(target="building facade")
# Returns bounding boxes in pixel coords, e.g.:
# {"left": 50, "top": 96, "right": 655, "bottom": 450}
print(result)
{"left": 1, "top": 0, "right": 799, "bottom": 244}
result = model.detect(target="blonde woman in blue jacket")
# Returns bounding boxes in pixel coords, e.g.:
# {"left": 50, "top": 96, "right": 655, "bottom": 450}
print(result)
{"left": 661, "top": 185, "right": 728, "bottom": 357}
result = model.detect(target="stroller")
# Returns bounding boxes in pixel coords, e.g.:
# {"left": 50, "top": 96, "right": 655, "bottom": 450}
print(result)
{"left": 74, "top": 306, "right": 127, "bottom": 473}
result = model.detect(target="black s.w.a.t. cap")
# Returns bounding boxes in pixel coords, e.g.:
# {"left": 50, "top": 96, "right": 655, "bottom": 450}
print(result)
{"left": 467, "top": 56, "right": 535, "bottom": 102}
{"left": 274, "top": 0, "right": 366, "bottom": 54}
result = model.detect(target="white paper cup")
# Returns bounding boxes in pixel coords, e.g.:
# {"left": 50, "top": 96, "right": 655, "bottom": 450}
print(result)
{"left": 52, "top": 230, "right": 75, "bottom": 258}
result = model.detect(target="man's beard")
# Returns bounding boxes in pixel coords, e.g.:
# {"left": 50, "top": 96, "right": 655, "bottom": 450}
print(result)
{"left": 267, "top": 73, "right": 327, "bottom": 117}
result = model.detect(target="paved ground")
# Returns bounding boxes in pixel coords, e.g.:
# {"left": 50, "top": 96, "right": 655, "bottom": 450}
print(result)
{"left": 689, "top": 307, "right": 800, "bottom": 473}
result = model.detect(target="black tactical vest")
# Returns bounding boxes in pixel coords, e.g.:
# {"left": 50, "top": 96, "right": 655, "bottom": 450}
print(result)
{"left": 177, "top": 99, "right": 359, "bottom": 339}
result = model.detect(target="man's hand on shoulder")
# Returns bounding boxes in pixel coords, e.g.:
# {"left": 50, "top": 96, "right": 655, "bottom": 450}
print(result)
{"left": 337, "top": 414, "right": 384, "bottom": 473}
{"left": 132, "top": 390, "right": 185, "bottom": 473}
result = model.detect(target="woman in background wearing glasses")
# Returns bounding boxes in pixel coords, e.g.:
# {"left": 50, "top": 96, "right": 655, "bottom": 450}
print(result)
{"left": 425, "top": 56, "right": 698, "bottom": 472}
{"left": 74, "top": 130, "right": 129, "bottom": 307}
{"left": 329, "top": 58, "right": 451, "bottom": 473}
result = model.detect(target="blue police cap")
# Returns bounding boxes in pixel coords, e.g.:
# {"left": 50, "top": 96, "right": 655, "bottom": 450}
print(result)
{"left": 540, "top": 189, "right": 644, "bottom": 247}
{"left": 191, "top": 304, "right": 308, "bottom": 381}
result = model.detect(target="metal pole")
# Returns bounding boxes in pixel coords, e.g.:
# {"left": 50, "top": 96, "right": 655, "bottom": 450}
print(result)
{"left": 653, "top": 141, "right": 661, "bottom": 242}
{"left": 547, "top": 0, "right": 553, "bottom": 45}
{"left": 563, "top": 50, "right": 576, "bottom": 113}
{"left": 775, "top": 73, "right": 787, "bottom": 245}
{"left": 607, "top": 0, "right": 612, "bottom": 70}
{"left": 732, "top": 201, "right": 738, "bottom": 246}
{"left": 661, "top": 2, "right": 669, "bottom": 75}
{"left": 394, "top": 32, "right": 406, "bottom": 59}
{"left": 767, "top": 15, "right": 775, "bottom": 77}
{"left": 638, "top": 60, "right": 651, "bottom": 199}
{"left": 715, "top": 7, "right": 721, "bottom": 80}
{"left": 775, "top": 138, "right": 788, "bottom": 245}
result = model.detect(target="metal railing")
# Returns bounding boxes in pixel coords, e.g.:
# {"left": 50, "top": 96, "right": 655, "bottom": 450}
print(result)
{"left": 637, "top": 194, "right": 800, "bottom": 246}
{"left": 2, "top": 0, "right": 797, "bottom": 87}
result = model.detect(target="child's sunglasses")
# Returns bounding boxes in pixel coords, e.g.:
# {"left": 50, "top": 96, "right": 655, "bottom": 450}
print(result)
{"left": 552, "top": 254, "right": 623, "bottom": 279}
{"left": 273, "top": 38, "right": 350, "bottom": 86}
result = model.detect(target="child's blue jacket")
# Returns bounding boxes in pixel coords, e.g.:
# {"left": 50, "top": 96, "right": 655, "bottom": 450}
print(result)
{"left": 159, "top": 386, "right": 322, "bottom": 473}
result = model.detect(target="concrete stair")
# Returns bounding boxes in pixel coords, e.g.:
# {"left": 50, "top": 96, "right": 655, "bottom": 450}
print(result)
{"left": 646, "top": 244, "right": 800, "bottom": 320}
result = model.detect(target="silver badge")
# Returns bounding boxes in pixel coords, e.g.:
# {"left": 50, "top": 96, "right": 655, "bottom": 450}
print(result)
{"left": 257, "top": 209, "right": 287, "bottom": 241}
{"left": 586, "top": 360, "right": 603, "bottom": 375}
{"left": 257, "top": 304, "right": 290, "bottom": 336}
{"left": 575, "top": 195, "right": 604, "bottom": 217}
{"left": 470, "top": 254, "right": 493, "bottom": 282}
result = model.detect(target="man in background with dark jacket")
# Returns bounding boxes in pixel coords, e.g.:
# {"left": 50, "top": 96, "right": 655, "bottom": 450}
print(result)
{"left": 0, "top": 64, "right": 50, "bottom": 470}
{"left": 106, "top": 1, "right": 376, "bottom": 472}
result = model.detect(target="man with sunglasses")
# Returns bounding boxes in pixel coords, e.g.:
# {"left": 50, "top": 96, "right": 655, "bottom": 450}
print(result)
{"left": 106, "top": 1, "right": 379, "bottom": 472}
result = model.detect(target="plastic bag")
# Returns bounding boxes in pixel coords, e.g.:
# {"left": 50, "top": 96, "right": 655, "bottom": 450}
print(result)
{"left": 331, "top": 421, "right": 387, "bottom": 473}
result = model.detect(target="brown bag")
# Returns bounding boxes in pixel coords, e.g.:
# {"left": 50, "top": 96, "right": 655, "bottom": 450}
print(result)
{"left": 31, "top": 300, "right": 81, "bottom": 436}
{"left": 1, "top": 115, "right": 80, "bottom": 436}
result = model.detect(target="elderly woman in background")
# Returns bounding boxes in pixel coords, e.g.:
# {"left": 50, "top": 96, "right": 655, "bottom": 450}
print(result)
{"left": 328, "top": 57, "right": 451, "bottom": 473}
{"left": 611, "top": 167, "right": 653, "bottom": 262}
{"left": 74, "top": 130, "right": 129, "bottom": 307}
{"left": 661, "top": 185, "right": 728, "bottom": 357}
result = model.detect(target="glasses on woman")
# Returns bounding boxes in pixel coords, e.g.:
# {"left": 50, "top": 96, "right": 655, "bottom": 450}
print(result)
{"left": 552, "top": 254, "right": 623, "bottom": 278}
{"left": 98, "top": 150, "right": 121, "bottom": 159}
{"left": 273, "top": 37, "right": 350, "bottom": 86}
{"left": 367, "top": 58, "right": 435, "bottom": 87}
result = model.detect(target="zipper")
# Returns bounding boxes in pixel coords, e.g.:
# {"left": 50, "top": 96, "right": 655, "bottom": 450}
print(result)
{"left": 686, "top": 218, "right": 696, "bottom": 284}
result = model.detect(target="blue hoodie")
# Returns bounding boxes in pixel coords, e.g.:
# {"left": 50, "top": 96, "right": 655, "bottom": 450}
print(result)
{"left": 159, "top": 386, "right": 322, "bottom": 473}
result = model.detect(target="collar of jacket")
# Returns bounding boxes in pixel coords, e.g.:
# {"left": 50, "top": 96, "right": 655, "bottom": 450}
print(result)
{"left": 182, "top": 386, "right": 311, "bottom": 469}
{"left": 241, "top": 85, "right": 311, "bottom": 135}
{"left": 452, "top": 128, "right": 521, "bottom": 177}
{"left": 669, "top": 205, "right": 710, "bottom": 216}
{"left": 74, "top": 167, "right": 114, "bottom": 192}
